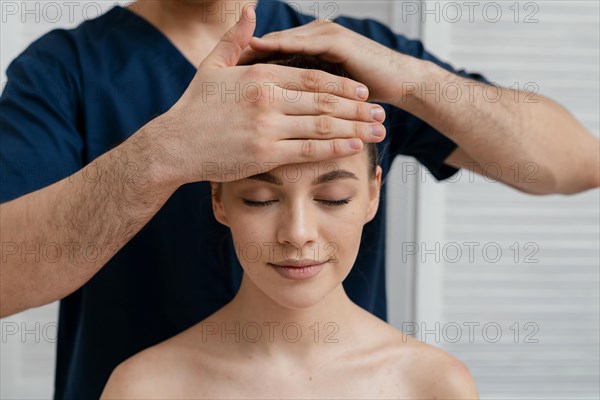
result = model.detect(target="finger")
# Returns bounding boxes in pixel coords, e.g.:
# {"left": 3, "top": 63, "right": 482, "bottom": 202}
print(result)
{"left": 238, "top": 44, "right": 266, "bottom": 65}
{"left": 239, "top": 19, "right": 343, "bottom": 65}
{"left": 249, "top": 32, "right": 342, "bottom": 63}
{"left": 264, "top": 65, "right": 369, "bottom": 101}
{"left": 249, "top": 34, "right": 317, "bottom": 55}
{"left": 202, "top": 6, "right": 256, "bottom": 68}
{"left": 279, "top": 115, "right": 386, "bottom": 142}
{"left": 277, "top": 90, "right": 386, "bottom": 123}
{"left": 277, "top": 138, "right": 364, "bottom": 164}
{"left": 253, "top": 19, "right": 330, "bottom": 43}
{"left": 239, "top": 24, "right": 321, "bottom": 64}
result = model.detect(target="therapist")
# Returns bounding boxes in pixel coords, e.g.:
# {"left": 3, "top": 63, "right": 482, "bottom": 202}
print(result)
{"left": 1, "top": 1, "right": 598, "bottom": 399}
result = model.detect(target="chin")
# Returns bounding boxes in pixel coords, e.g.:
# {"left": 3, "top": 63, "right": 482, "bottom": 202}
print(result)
{"left": 270, "top": 290, "right": 329, "bottom": 311}
{"left": 267, "top": 275, "right": 344, "bottom": 310}
{"left": 240, "top": 258, "right": 353, "bottom": 310}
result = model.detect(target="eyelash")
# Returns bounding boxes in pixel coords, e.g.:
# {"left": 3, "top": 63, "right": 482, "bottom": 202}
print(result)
{"left": 242, "top": 199, "right": 351, "bottom": 208}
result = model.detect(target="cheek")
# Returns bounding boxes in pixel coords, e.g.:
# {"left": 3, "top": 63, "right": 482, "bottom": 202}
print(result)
{"left": 228, "top": 214, "right": 271, "bottom": 254}
{"left": 318, "top": 203, "right": 368, "bottom": 262}
{"left": 222, "top": 203, "right": 277, "bottom": 272}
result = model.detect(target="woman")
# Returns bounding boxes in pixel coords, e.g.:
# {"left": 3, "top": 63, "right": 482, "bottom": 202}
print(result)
{"left": 101, "top": 57, "right": 479, "bottom": 399}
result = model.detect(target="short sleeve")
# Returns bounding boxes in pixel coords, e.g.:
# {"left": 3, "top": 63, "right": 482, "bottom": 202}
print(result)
{"left": 333, "top": 17, "right": 491, "bottom": 181}
{"left": 0, "top": 30, "right": 83, "bottom": 203}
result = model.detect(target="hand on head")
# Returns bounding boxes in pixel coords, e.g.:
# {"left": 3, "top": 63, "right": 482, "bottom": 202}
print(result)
{"left": 156, "top": 6, "right": 386, "bottom": 187}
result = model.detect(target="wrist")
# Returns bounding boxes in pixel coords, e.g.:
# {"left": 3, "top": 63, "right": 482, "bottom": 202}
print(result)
{"left": 130, "top": 113, "right": 189, "bottom": 193}
{"left": 391, "top": 60, "right": 446, "bottom": 114}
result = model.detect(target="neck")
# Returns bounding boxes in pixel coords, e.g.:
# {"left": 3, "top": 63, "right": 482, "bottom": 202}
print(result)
{"left": 130, "top": 0, "right": 257, "bottom": 28}
{"left": 126, "top": 0, "right": 258, "bottom": 65}
{"left": 217, "top": 273, "right": 364, "bottom": 367}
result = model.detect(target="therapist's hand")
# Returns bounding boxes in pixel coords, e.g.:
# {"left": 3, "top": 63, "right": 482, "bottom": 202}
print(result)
{"left": 157, "top": 6, "right": 386, "bottom": 186}
{"left": 238, "top": 19, "right": 424, "bottom": 106}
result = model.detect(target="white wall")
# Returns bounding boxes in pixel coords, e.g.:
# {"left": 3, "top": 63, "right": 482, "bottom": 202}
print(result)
{"left": 415, "top": 1, "right": 599, "bottom": 398}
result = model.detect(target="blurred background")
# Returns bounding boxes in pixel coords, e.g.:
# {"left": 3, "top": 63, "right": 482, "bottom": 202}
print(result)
{"left": 1, "top": 0, "right": 598, "bottom": 398}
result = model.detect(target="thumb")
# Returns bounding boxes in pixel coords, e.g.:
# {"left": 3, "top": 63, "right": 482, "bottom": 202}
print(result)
{"left": 202, "top": 6, "right": 256, "bottom": 68}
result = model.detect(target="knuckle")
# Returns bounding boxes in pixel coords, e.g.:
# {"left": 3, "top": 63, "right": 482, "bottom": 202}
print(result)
{"left": 243, "top": 84, "right": 263, "bottom": 105}
{"left": 244, "top": 64, "right": 267, "bottom": 81}
{"left": 301, "top": 139, "right": 317, "bottom": 158}
{"left": 249, "top": 136, "right": 271, "bottom": 158}
{"left": 254, "top": 113, "right": 275, "bottom": 132}
{"left": 221, "top": 29, "right": 236, "bottom": 44}
{"left": 315, "top": 115, "right": 333, "bottom": 135}
{"left": 337, "top": 78, "right": 348, "bottom": 97}
{"left": 259, "top": 64, "right": 278, "bottom": 81}
{"left": 302, "top": 69, "right": 321, "bottom": 90}
{"left": 357, "top": 102, "right": 367, "bottom": 120}
{"left": 316, "top": 95, "right": 336, "bottom": 114}
{"left": 330, "top": 140, "right": 341, "bottom": 157}
{"left": 252, "top": 90, "right": 271, "bottom": 109}
{"left": 353, "top": 121, "right": 362, "bottom": 138}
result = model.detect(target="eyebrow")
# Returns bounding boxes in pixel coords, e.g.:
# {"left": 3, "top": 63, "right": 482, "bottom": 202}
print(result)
{"left": 246, "top": 169, "right": 359, "bottom": 185}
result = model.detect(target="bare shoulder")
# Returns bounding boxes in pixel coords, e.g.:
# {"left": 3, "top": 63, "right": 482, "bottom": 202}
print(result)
{"left": 100, "top": 344, "right": 175, "bottom": 399}
{"left": 101, "top": 346, "right": 163, "bottom": 399}
{"left": 392, "top": 333, "right": 479, "bottom": 399}
{"left": 416, "top": 340, "right": 479, "bottom": 399}
{"left": 100, "top": 333, "right": 200, "bottom": 399}
{"left": 351, "top": 308, "right": 478, "bottom": 398}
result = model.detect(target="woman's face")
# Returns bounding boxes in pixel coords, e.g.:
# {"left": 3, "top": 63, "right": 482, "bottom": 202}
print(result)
{"left": 211, "top": 152, "right": 382, "bottom": 310}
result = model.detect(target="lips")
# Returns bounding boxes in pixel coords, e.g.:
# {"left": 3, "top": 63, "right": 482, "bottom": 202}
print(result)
{"left": 269, "top": 259, "right": 330, "bottom": 268}
{"left": 268, "top": 259, "right": 329, "bottom": 280}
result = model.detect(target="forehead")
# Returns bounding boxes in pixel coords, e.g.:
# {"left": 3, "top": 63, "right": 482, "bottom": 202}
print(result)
{"left": 250, "top": 151, "right": 369, "bottom": 185}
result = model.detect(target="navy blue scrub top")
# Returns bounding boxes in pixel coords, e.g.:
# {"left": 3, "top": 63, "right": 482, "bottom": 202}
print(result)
{"left": 0, "top": 1, "right": 489, "bottom": 398}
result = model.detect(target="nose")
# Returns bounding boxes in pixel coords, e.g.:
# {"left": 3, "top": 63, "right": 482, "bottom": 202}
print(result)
{"left": 276, "top": 200, "right": 319, "bottom": 251}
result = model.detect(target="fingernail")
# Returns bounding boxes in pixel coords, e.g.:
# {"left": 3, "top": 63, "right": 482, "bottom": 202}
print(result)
{"left": 370, "top": 124, "right": 384, "bottom": 138}
{"left": 349, "top": 139, "right": 362, "bottom": 150}
{"left": 371, "top": 107, "right": 385, "bottom": 121}
{"left": 356, "top": 86, "right": 368, "bottom": 100}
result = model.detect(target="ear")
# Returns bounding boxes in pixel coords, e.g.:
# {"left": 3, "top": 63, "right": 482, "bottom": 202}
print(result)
{"left": 364, "top": 166, "right": 382, "bottom": 224}
{"left": 211, "top": 182, "right": 229, "bottom": 227}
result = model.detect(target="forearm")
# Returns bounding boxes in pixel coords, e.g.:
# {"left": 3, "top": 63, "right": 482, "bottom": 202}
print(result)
{"left": 397, "top": 61, "right": 600, "bottom": 194}
{"left": 0, "top": 115, "right": 180, "bottom": 317}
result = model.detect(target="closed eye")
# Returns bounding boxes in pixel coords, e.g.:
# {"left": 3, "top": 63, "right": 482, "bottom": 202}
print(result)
{"left": 242, "top": 199, "right": 276, "bottom": 207}
{"left": 242, "top": 199, "right": 351, "bottom": 207}
{"left": 317, "top": 199, "right": 351, "bottom": 206}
